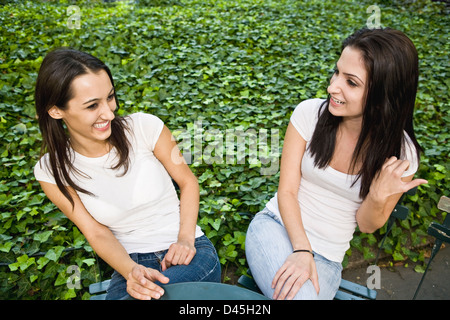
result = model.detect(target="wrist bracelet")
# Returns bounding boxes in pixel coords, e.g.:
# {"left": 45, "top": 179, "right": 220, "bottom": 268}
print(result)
{"left": 292, "top": 249, "right": 314, "bottom": 257}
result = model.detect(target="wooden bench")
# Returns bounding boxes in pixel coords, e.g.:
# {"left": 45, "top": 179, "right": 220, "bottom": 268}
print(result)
{"left": 89, "top": 279, "right": 111, "bottom": 300}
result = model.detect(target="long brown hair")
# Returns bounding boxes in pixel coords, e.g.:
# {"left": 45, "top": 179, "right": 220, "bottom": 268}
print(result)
{"left": 308, "top": 28, "right": 422, "bottom": 199}
{"left": 35, "top": 48, "right": 131, "bottom": 207}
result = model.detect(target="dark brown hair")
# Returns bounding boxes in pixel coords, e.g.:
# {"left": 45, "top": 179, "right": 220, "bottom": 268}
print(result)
{"left": 308, "top": 28, "right": 422, "bottom": 199}
{"left": 35, "top": 48, "right": 130, "bottom": 207}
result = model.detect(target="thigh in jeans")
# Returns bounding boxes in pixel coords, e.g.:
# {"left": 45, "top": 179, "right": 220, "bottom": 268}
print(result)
{"left": 314, "top": 253, "right": 343, "bottom": 300}
{"left": 161, "top": 235, "right": 221, "bottom": 284}
{"left": 245, "top": 210, "right": 342, "bottom": 300}
{"left": 245, "top": 210, "right": 295, "bottom": 298}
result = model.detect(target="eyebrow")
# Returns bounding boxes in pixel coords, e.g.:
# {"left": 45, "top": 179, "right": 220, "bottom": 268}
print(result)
{"left": 82, "top": 87, "right": 115, "bottom": 105}
{"left": 343, "top": 72, "right": 365, "bottom": 85}
{"left": 335, "top": 63, "right": 365, "bottom": 85}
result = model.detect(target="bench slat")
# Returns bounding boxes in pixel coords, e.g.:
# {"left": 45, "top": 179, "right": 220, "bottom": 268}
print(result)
{"left": 89, "top": 279, "right": 111, "bottom": 295}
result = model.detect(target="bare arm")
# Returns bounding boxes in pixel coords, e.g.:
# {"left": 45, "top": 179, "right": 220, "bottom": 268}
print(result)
{"left": 271, "top": 122, "right": 320, "bottom": 300}
{"left": 153, "top": 125, "right": 200, "bottom": 270}
{"left": 38, "top": 181, "right": 168, "bottom": 300}
{"left": 277, "top": 122, "right": 311, "bottom": 254}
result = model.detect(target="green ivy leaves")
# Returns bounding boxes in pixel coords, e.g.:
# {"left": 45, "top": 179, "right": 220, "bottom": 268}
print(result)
{"left": 0, "top": 0, "right": 448, "bottom": 299}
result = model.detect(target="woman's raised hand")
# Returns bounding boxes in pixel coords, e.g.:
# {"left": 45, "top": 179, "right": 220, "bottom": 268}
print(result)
{"left": 369, "top": 156, "right": 427, "bottom": 202}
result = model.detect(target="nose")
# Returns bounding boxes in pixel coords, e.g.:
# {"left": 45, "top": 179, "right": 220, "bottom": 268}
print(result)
{"left": 327, "top": 73, "right": 341, "bottom": 96}
{"left": 100, "top": 101, "right": 116, "bottom": 121}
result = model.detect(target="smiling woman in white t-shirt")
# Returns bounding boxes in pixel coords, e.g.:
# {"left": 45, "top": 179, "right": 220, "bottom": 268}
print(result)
{"left": 33, "top": 48, "right": 220, "bottom": 300}
{"left": 245, "top": 27, "right": 428, "bottom": 300}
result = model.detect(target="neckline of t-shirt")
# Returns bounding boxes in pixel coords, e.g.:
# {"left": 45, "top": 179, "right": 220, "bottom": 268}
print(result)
{"left": 72, "top": 148, "right": 115, "bottom": 162}
{"left": 326, "top": 165, "right": 357, "bottom": 177}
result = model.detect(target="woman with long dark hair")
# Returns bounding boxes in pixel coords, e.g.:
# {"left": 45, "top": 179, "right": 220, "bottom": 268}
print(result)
{"left": 245, "top": 28, "right": 428, "bottom": 300}
{"left": 34, "top": 48, "right": 221, "bottom": 300}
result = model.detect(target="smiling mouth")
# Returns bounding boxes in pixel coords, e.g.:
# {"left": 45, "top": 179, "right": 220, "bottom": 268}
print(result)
{"left": 93, "top": 121, "right": 110, "bottom": 129}
{"left": 331, "top": 97, "right": 345, "bottom": 105}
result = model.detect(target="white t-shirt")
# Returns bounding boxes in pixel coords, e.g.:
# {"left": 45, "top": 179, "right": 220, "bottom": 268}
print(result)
{"left": 266, "top": 98, "right": 419, "bottom": 262}
{"left": 34, "top": 113, "right": 204, "bottom": 254}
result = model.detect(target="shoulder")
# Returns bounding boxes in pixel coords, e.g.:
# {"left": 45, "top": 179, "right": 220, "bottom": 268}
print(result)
{"left": 34, "top": 153, "right": 56, "bottom": 184}
{"left": 294, "top": 98, "right": 326, "bottom": 112}
{"left": 290, "top": 98, "right": 327, "bottom": 141}
{"left": 401, "top": 131, "right": 420, "bottom": 177}
{"left": 126, "top": 113, "right": 165, "bottom": 150}
{"left": 127, "top": 112, "right": 164, "bottom": 127}
{"left": 291, "top": 98, "right": 326, "bottom": 121}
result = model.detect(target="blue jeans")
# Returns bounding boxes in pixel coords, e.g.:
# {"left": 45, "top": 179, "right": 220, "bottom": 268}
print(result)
{"left": 245, "top": 209, "right": 342, "bottom": 300}
{"left": 105, "top": 235, "right": 221, "bottom": 300}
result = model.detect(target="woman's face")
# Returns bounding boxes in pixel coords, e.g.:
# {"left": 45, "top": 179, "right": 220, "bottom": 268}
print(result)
{"left": 49, "top": 69, "right": 116, "bottom": 154}
{"left": 327, "top": 46, "right": 368, "bottom": 122}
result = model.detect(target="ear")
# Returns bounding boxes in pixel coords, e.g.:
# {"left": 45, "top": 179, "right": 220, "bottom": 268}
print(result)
{"left": 48, "top": 106, "right": 64, "bottom": 120}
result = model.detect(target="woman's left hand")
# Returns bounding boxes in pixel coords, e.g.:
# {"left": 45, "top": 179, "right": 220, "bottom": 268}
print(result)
{"left": 358, "top": 157, "right": 427, "bottom": 233}
{"left": 369, "top": 156, "right": 428, "bottom": 202}
{"left": 161, "top": 239, "right": 196, "bottom": 271}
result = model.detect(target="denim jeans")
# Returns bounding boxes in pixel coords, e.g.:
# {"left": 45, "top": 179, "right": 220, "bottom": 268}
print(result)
{"left": 245, "top": 209, "right": 342, "bottom": 300}
{"left": 105, "top": 235, "right": 221, "bottom": 300}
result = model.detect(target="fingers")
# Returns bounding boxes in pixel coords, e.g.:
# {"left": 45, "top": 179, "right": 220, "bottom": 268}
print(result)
{"left": 405, "top": 178, "right": 428, "bottom": 191}
{"left": 378, "top": 156, "right": 428, "bottom": 194}
{"left": 271, "top": 265, "right": 288, "bottom": 299}
{"left": 310, "top": 267, "right": 320, "bottom": 295}
{"left": 271, "top": 264, "right": 286, "bottom": 290}
{"left": 284, "top": 273, "right": 310, "bottom": 300}
{"left": 382, "top": 156, "right": 410, "bottom": 174}
{"left": 161, "top": 242, "right": 196, "bottom": 271}
{"left": 271, "top": 254, "right": 318, "bottom": 300}
{"left": 146, "top": 267, "right": 170, "bottom": 284}
{"left": 127, "top": 266, "right": 169, "bottom": 300}
{"left": 272, "top": 267, "right": 311, "bottom": 300}
{"left": 382, "top": 156, "right": 400, "bottom": 168}
{"left": 160, "top": 253, "right": 172, "bottom": 272}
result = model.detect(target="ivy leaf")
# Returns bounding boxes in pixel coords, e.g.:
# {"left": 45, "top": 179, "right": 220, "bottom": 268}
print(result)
{"left": 211, "top": 218, "right": 221, "bottom": 231}
{"left": 33, "top": 230, "right": 53, "bottom": 243}
{"left": 393, "top": 252, "right": 405, "bottom": 261}
{"left": 45, "top": 246, "right": 65, "bottom": 262}
{"left": 0, "top": 241, "right": 13, "bottom": 253}
{"left": 37, "top": 256, "right": 50, "bottom": 270}
{"left": 9, "top": 254, "right": 35, "bottom": 272}
{"left": 1, "top": 0, "right": 448, "bottom": 299}
{"left": 54, "top": 271, "right": 67, "bottom": 287}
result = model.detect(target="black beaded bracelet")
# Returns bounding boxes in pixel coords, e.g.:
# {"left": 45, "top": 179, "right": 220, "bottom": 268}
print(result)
{"left": 292, "top": 249, "right": 315, "bottom": 257}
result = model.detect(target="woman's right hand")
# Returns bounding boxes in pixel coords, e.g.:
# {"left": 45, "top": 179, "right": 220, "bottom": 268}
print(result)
{"left": 126, "top": 264, "right": 169, "bottom": 300}
{"left": 271, "top": 251, "right": 320, "bottom": 300}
